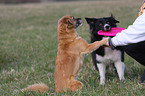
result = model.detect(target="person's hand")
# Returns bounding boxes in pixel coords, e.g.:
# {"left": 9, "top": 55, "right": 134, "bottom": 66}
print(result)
{"left": 106, "top": 41, "right": 110, "bottom": 47}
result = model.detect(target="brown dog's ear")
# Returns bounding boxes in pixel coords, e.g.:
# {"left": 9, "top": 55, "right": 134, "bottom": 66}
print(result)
{"left": 65, "top": 18, "right": 74, "bottom": 29}
{"left": 67, "top": 19, "right": 73, "bottom": 25}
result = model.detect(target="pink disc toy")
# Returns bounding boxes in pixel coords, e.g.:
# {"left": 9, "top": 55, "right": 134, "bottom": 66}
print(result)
{"left": 98, "top": 27, "right": 125, "bottom": 36}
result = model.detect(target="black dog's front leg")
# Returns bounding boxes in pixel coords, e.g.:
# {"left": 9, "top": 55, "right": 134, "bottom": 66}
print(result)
{"left": 91, "top": 50, "right": 98, "bottom": 70}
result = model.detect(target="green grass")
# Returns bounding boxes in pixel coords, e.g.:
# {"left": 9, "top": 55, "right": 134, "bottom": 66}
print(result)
{"left": 0, "top": 0, "right": 145, "bottom": 95}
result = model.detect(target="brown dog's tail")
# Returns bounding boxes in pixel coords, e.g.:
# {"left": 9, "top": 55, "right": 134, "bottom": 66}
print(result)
{"left": 21, "top": 83, "right": 49, "bottom": 92}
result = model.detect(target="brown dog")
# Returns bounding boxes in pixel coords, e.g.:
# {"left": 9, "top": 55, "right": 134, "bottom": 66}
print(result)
{"left": 55, "top": 15, "right": 108, "bottom": 92}
{"left": 21, "top": 15, "right": 108, "bottom": 93}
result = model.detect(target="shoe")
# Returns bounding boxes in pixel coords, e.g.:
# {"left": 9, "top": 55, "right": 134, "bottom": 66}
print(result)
{"left": 141, "top": 70, "right": 145, "bottom": 83}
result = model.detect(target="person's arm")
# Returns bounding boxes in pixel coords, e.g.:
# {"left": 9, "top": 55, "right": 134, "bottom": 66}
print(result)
{"left": 109, "top": 11, "right": 145, "bottom": 48}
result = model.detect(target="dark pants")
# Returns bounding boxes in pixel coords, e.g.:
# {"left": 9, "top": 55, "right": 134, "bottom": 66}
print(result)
{"left": 123, "top": 41, "right": 145, "bottom": 83}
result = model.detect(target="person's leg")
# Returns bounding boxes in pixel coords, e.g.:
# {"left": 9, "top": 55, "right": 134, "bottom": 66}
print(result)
{"left": 123, "top": 41, "right": 145, "bottom": 65}
{"left": 123, "top": 41, "right": 145, "bottom": 83}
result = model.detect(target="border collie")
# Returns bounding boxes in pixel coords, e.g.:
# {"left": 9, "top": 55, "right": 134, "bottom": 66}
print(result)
{"left": 85, "top": 15, "right": 125, "bottom": 85}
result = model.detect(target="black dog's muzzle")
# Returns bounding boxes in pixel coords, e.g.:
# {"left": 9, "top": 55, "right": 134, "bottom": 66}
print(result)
{"left": 103, "top": 24, "right": 111, "bottom": 31}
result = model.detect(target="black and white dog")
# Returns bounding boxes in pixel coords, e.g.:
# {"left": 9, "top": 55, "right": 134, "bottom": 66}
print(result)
{"left": 85, "top": 15, "right": 125, "bottom": 85}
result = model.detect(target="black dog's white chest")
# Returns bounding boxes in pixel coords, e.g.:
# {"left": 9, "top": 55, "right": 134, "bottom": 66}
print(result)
{"left": 96, "top": 47, "right": 122, "bottom": 64}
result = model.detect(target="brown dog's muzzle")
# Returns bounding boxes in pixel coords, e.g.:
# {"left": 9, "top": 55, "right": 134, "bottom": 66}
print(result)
{"left": 62, "top": 16, "right": 82, "bottom": 29}
{"left": 75, "top": 18, "right": 82, "bottom": 28}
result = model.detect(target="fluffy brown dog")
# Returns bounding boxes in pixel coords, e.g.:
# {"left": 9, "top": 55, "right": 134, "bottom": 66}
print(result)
{"left": 21, "top": 15, "right": 108, "bottom": 93}
{"left": 55, "top": 15, "right": 108, "bottom": 92}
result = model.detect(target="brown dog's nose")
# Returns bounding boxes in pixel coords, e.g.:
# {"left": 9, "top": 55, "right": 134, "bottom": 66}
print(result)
{"left": 76, "top": 18, "right": 81, "bottom": 22}
{"left": 75, "top": 18, "right": 82, "bottom": 28}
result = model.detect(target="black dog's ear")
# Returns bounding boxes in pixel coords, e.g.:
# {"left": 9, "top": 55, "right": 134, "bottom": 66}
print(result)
{"left": 115, "top": 19, "right": 120, "bottom": 23}
{"left": 111, "top": 13, "right": 114, "bottom": 18}
{"left": 85, "top": 17, "right": 97, "bottom": 25}
{"left": 110, "top": 14, "right": 120, "bottom": 23}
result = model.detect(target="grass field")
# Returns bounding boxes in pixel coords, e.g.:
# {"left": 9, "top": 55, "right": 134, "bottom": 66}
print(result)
{"left": 0, "top": 0, "right": 145, "bottom": 95}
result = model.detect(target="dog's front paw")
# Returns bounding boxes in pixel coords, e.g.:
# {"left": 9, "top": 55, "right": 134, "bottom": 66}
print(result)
{"left": 100, "top": 78, "right": 105, "bottom": 85}
{"left": 100, "top": 81, "right": 105, "bottom": 85}
{"left": 119, "top": 76, "right": 125, "bottom": 81}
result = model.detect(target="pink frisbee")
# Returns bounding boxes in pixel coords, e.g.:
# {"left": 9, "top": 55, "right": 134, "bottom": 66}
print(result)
{"left": 98, "top": 27, "right": 125, "bottom": 36}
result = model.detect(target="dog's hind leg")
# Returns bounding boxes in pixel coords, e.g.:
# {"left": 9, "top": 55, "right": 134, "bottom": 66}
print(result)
{"left": 67, "top": 76, "right": 83, "bottom": 92}
{"left": 115, "top": 61, "right": 125, "bottom": 80}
